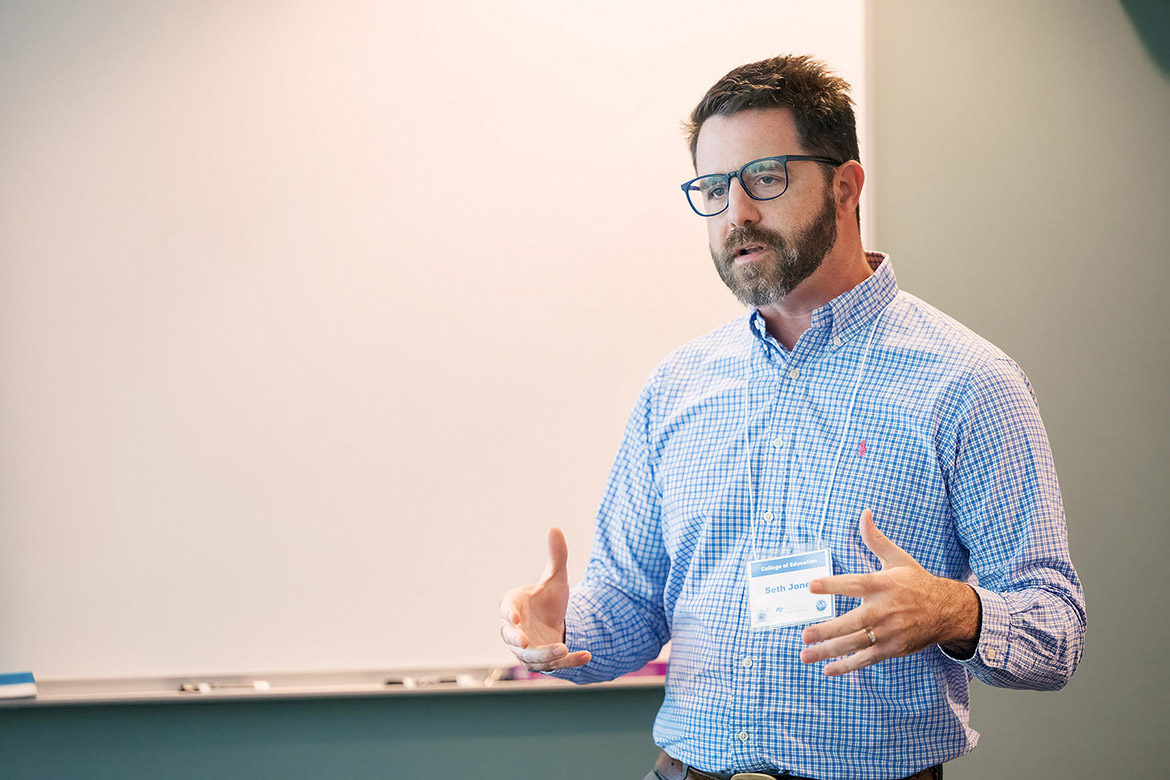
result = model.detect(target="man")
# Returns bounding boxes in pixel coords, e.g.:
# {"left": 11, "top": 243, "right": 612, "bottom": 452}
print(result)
{"left": 499, "top": 55, "right": 1085, "bottom": 780}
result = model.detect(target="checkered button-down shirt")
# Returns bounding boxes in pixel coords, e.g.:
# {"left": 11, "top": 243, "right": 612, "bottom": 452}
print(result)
{"left": 555, "top": 254, "right": 1085, "bottom": 780}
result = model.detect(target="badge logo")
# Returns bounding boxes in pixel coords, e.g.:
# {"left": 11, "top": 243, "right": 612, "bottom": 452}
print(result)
{"left": 815, "top": 599, "right": 828, "bottom": 612}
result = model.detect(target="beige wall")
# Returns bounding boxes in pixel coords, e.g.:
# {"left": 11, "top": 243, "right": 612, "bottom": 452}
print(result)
{"left": 872, "top": 1, "right": 1169, "bottom": 774}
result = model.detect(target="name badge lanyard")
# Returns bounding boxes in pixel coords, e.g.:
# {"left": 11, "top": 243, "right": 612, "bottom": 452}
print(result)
{"left": 743, "top": 304, "right": 889, "bottom": 629}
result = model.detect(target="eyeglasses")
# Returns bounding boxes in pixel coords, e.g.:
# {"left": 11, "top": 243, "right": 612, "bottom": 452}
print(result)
{"left": 680, "top": 155, "right": 843, "bottom": 217}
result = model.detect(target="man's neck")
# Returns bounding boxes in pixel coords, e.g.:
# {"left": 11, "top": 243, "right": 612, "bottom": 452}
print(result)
{"left": 757, "top": 246, "right": 874, "bottom": 351}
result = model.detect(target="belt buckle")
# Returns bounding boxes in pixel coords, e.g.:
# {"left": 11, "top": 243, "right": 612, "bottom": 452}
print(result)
{"left": 730, "top": 775, "right": 778, "bottom": 780}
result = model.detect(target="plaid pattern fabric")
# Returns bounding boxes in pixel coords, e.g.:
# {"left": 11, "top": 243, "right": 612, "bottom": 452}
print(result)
{"left": 555, "top": 254, "right": 1085, "bottom": 780}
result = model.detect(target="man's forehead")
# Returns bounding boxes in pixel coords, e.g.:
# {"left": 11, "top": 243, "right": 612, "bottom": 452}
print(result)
{"left": 694, "top": 107, "right": 804, "bottom": 172}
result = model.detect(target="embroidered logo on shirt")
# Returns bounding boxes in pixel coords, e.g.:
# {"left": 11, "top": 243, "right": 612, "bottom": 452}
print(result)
{"left": 857, "top": 440, "right": 867, "bottom": 457}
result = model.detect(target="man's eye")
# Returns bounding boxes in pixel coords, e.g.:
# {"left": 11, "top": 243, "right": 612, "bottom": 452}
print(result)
{"left": 748, "top": 171, "right": 787, "bottom": 194}
{"left": 706, "top": 185, "right": 727, "bottom": 199}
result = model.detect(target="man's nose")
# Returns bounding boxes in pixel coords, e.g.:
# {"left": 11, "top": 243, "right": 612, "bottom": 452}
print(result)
{"left": 725, "top": 177, "right": 760, "bottom": 227}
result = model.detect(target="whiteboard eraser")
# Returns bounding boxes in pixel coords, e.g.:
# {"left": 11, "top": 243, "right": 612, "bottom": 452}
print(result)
{"left": 0, "top": 672, "right": 37, "bottom": 699}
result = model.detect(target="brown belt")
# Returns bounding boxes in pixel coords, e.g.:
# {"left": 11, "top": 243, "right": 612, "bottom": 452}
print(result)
{"left": 654, "top": 751, "right": 942, "bottom": 780}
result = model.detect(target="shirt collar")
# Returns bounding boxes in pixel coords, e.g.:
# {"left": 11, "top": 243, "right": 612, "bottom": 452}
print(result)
{"left": 748, "top": 251, "right": 897, "bottom": 352}
{"left": 813, "top": 251, "right": 896, "bottom": 344}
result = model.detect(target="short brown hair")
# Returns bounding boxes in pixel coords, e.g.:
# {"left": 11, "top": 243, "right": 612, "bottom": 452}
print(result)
{"left": 685, "top": 54, "right": 859, "bottom": 167}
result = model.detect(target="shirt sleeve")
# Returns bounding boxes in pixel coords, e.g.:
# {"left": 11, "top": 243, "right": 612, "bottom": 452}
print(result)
{"left": 549, "top": 372, "right": 672, "bottom": 684}
{"left": 938, "top": 357, "right": 1086, "bottom": 690}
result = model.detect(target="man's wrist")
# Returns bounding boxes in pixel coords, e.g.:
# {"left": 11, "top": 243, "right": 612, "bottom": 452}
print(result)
{"left": 939, "top": 582, "right": 982, "bottom": 660}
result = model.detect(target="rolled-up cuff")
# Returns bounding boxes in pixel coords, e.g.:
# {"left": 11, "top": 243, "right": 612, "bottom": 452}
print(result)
{"left": 941, "top": 584, "right": 1009, "bottom": 672}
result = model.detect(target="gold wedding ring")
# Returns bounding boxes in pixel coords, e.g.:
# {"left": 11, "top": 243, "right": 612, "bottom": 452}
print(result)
{"left": 864, "top": 628, "right": 877, "bottom": 646}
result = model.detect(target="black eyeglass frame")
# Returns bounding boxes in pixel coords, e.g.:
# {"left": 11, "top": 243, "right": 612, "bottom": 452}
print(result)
{"left": 680, "top": 154, "right": 844, "bottom": 217}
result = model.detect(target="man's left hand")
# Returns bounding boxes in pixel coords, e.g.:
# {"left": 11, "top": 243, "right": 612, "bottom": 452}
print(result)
{"left": 799, "top": 508, "right": 981, "bottom": 676}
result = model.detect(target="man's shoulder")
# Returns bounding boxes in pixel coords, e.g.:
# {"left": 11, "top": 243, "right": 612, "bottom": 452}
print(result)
{"left": 887, "top": 291, "right": 1012, "bottom": 364}
{"left": 653, "top": 313, "right": 754, "bottom": 381}
{"left": 885, "top": 291, "right": 1035, "bottom": 401}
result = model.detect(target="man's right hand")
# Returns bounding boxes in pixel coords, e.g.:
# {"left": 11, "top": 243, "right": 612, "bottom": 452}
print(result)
{"left": 498, "top": 527, "right": 592, "bottom": 672}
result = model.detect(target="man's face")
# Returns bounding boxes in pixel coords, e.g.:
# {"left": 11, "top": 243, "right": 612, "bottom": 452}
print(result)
{"left": 694, "top": 108, "right": 839, "bottom": 307}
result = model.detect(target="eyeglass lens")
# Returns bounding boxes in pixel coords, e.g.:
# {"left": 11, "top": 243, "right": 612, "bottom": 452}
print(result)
{"left": 686, "top": 158, "right": 789, "bottom": 216}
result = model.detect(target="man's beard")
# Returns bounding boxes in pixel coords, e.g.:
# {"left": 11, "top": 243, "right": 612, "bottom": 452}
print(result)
{"left": 711, "top": 192, "right": 838, "bottom": 307}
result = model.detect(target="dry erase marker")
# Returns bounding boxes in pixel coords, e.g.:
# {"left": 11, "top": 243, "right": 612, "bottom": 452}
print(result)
{"left": 179, "top": 680, "right": 270, "bottom": 693}
{"left": 384, "top": 674, "right": 476, "bottom": 689}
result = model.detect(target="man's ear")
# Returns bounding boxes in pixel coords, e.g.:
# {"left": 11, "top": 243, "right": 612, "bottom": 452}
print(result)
{"left": 833, "top": 161, "right": 865, "bottom": 217}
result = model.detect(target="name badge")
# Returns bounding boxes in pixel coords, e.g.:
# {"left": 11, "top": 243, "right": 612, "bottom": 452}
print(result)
{"left": 747, "top": 549, "right": 835, "bottom": 630}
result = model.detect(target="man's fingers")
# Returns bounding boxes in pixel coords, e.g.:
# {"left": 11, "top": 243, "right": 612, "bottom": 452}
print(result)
{"left": 808, "top": 573, "right": 873, "bottom": 598}
{"left": 517, "top": 655, "right": 591, "bottom": 673}
{"left": 509, "top": 642, "right": 591, "bottom": 671}
{"left": 800, "top": 620, "right": 886, "bottom": 673}
{"left": 499, "top": 621, "right": 529, "bottom": 650}
{"left": 498, "top": 590, "right": 527, "bottom": 624}
{"left": 801, "top": 607, "right": 872, "bottom": 645}
{"left": 822, "top": 646, "right": 883, "bottom": 676}
{"left": 858, "top": 509, "right": 915, "bottom": 569}
{"left": 512, "top": 642, "right": 568, "bottom": 666}
{"left": 800, "top": 626, "right": 875, "bottom": 664}
{"left": 540, "top": 527, "right": 570, "bottom": 585}
{"left": 529, "top": 649, "right": 591, "bottom": 671}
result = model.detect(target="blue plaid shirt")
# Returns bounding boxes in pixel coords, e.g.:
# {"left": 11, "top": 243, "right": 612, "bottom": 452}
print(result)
{"left": 556, "top": 254, "right": 1085, "bottom": 779}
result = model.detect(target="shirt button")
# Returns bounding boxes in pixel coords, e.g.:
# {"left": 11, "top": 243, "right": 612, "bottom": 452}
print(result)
{"left": 741, "top": 657, "right": 753, "bottom": 668}
{"left": 788, "top": 368, "right": 800, "bottom": 380}
{"left": 987, "top": 648, "right": 997, "bottom": 661}
{"left": 762, "top": 511, "right": 774, "bottom": 522}
{"left": 832, "top": 336, "right": 843, "bottom": 348}
{"left": 771, "top": 436, "right": 784, "bottom": 448}
{"left": 737, "top": 730, "right": 749, "bottom": 743}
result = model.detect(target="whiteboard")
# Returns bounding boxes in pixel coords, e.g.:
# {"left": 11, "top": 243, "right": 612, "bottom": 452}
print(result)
{"left": 0, "top": 0, "right": 868, "bottom": 680}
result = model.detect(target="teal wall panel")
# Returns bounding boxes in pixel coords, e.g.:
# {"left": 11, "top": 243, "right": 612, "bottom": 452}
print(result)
{"left": 0, "top": 688, "right": 663, "bottom": 780}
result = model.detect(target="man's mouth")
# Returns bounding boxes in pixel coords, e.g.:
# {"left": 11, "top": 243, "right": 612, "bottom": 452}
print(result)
{"left": 733, "top": 243, "right": 766, "bottom": 261}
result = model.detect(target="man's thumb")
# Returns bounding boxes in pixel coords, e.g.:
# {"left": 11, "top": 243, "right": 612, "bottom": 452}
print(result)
{"left": 540, "top": 526, "right": 570, "bottom": 585}
{"left": 859, "top": 509, "right": 913, "bottom": 569}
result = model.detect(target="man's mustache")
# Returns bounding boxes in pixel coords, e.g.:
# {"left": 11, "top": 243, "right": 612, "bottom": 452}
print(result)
{"left": 721, "top": 225, "right": 787, "bottom": 262}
